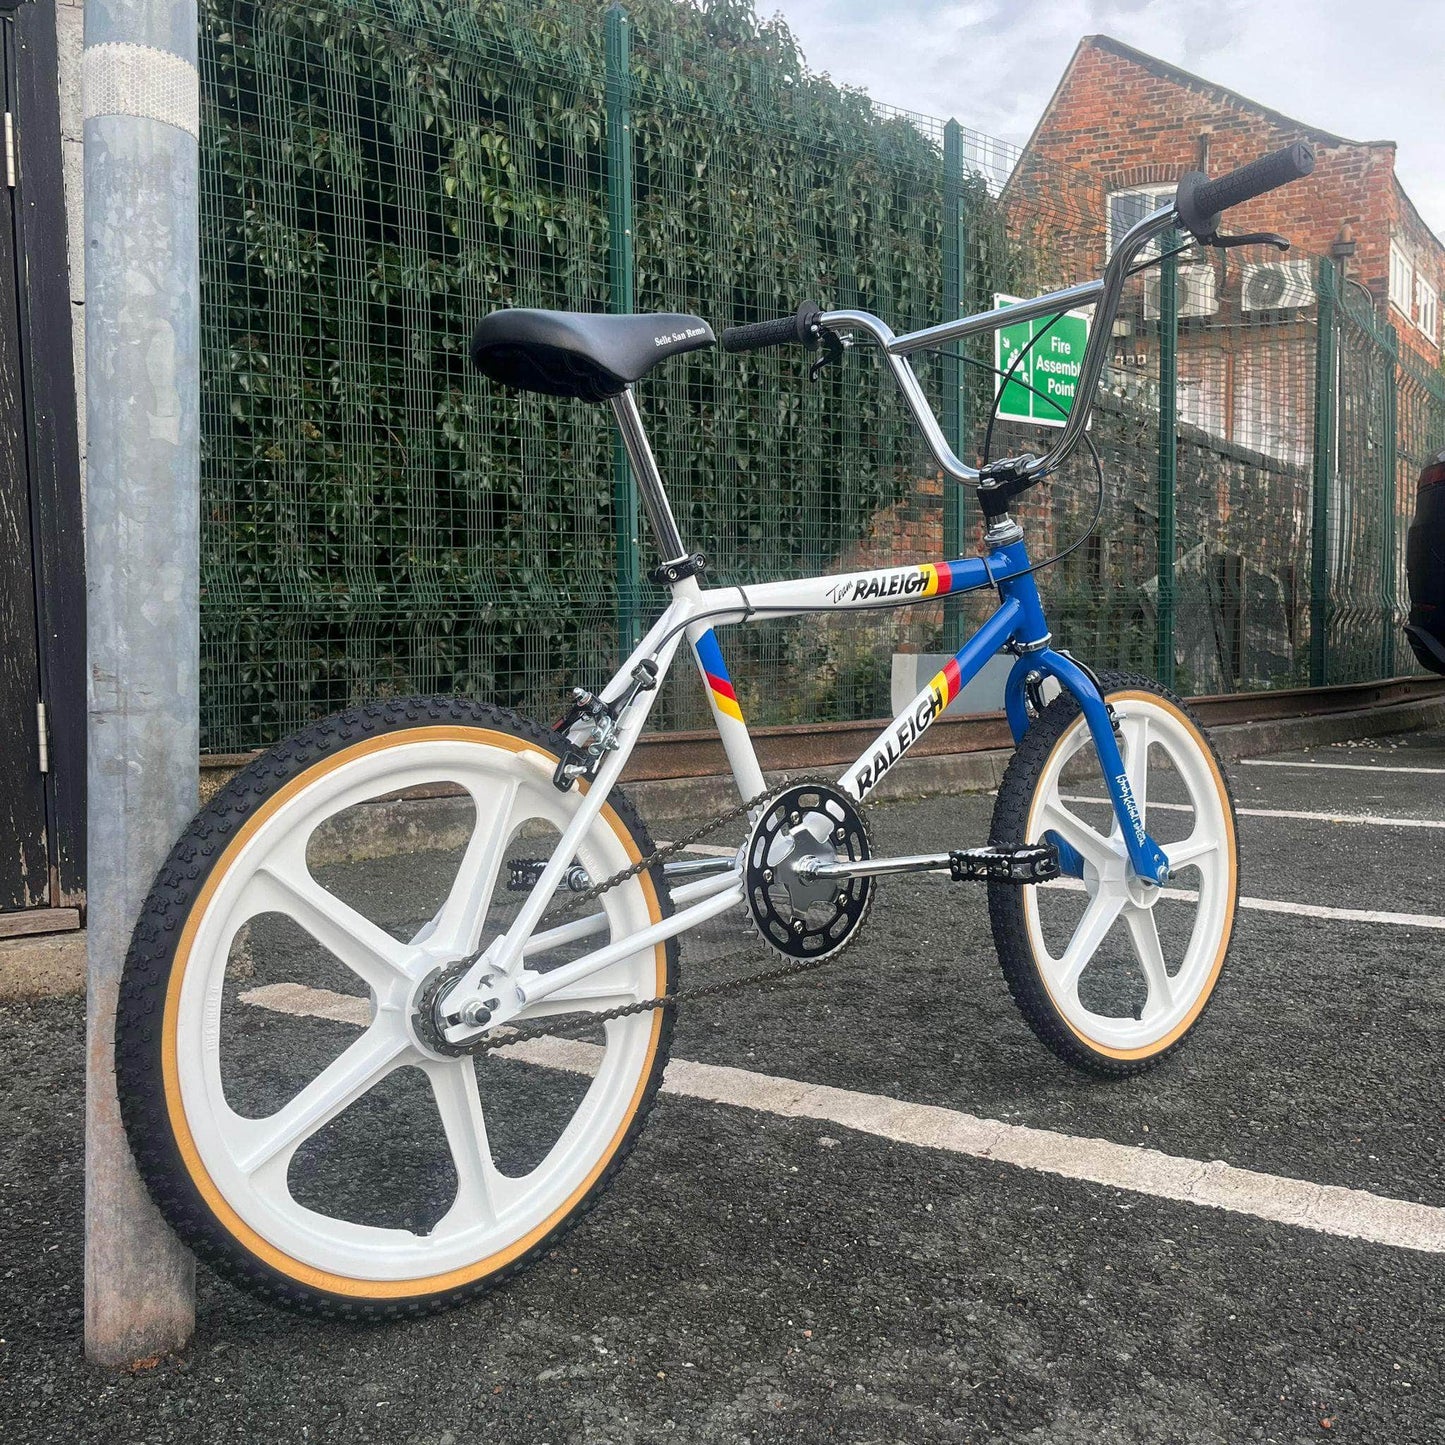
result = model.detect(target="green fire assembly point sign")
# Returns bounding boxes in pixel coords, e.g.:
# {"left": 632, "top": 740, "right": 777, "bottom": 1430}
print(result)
{"left": 993, "top": 295, "right": 1091, "bottom": 429}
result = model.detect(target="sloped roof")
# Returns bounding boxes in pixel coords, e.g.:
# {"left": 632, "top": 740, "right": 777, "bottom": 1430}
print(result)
{"left": 1017, "top": 34, "right": 1396, "bottom": 163}
{"left": 1079, "top": 35, "right": 1387, "bottom": 150}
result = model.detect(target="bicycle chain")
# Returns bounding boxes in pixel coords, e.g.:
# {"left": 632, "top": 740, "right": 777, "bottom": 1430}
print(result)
{"left": 570, "top": 783, "right": 775, "bottom": 904}
{"left": 470, "top": 945, "right": 856, "bottom": 1055}
{"left": 467, "top": 777, "right": 866, "bottom": 1057}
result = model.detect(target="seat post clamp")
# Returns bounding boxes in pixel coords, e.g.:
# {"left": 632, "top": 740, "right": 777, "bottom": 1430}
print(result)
{"left": 648, "top": 552, "right": 708, "bottom": 587}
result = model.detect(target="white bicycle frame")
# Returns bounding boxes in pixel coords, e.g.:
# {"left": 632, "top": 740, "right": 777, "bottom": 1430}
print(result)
{"left": 436, "top": 202, "right": 1182, "bottom": 1043}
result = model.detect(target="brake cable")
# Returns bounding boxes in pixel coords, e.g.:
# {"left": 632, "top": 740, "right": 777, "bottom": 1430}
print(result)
{"left": 903, "top": 236, "right": 1200, "bottom": 581}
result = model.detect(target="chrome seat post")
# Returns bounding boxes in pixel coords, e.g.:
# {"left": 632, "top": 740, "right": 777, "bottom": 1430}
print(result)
{"left": 610, "top": 388, "right": 687, "bottom": 565}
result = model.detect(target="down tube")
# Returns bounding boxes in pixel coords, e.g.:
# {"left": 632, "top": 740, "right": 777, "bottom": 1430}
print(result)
{"left": 840, "top": 597, "right": 1021, "bottom": 801}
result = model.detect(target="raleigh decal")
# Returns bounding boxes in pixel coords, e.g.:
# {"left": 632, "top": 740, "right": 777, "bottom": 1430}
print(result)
{"left": 828, "top": 568, "right": 929, "bottom": 608}
{"left": 853, "top": 683, "right": 947, "bottom": 798}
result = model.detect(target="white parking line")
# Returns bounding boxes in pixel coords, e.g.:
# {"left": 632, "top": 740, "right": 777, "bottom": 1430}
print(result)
{"left": 241, "top": 982, "right": 1445, "bottom": 1256}
{"left": 1062, "top": 794, "right": 1445, "bottom": 830}
{"left": 1238, "top": 759, "right": 1445, "bottom": 775}
{"left": 1230, "top": 896, "right": 1445, "bottom": 928}
{"left": 1045, "top": 876, "right": 1445, "bottom": 931}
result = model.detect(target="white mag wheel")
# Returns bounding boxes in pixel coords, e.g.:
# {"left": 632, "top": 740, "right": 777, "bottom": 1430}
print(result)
{"left": 988, "top": 673, "right": 1239, "bottom": 1075}
{"left": 116, "top": 700, "right": 675, "bottom": 1318}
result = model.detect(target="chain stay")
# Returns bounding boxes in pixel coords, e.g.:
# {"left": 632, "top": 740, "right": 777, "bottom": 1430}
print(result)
{"left": 472, "top": 946, "right": 852, "bottom": 1055}
{"left": 470, "top": 779, "right": 851, "bottom": 1056}
{"left": 570, "top": 784, "right": 773, "bottom": 903}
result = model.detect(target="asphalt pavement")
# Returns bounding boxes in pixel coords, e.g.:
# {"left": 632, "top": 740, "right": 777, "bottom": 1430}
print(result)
{"left": 2, "top": 726, "right": 1443, "bottom": 1444}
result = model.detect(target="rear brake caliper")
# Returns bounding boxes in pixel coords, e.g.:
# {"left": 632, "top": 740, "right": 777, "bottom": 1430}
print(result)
{"left": 551, "top": 659, "right": 659, "bottom": 791}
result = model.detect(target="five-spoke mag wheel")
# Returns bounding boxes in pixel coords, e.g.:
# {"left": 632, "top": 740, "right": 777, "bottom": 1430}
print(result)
{"left": 989, "top": 672, "right": 1240, "bottom": 1074}
{"left": 116, "top": 699, "right": 675, "bottom": 1319}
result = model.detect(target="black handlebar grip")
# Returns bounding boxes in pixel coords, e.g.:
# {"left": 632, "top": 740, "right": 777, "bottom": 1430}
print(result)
{"left": 720, "top": 314, "right": 801, "bottom": 353}
{"left": 1176, "top": 141, "right": 1316, "bottom": 238}
{"left": 720, "top": 300, "right": 823, "bottom": 353}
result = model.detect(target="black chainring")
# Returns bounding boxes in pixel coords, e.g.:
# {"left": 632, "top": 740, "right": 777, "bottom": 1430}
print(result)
{"left": 743, "top": 779, "right": 873, "bottom": 961}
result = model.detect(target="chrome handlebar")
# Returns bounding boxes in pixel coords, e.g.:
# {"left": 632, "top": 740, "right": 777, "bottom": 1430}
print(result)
{"left": 818, "top": 201, "right": 1180, "bottom": 486}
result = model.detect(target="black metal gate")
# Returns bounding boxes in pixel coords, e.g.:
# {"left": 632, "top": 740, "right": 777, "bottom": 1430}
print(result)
{"left": 0, "top": 0, "right": 83, "bottom": 932}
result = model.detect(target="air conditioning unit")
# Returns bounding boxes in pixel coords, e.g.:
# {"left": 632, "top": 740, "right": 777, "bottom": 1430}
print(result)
{"left": 1143, "top": 264, "right": 1218, "bottom": 320}
{"left": 1241, "top": 258, "right": 1316, "bottom": 312}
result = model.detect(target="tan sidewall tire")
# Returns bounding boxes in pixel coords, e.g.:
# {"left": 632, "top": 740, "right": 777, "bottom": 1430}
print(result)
{"left": 988, "top": 672, "right": 1239, "bottom": 1077}
{"left": 116, "top": 698, "right": 676, "bottom": 1319}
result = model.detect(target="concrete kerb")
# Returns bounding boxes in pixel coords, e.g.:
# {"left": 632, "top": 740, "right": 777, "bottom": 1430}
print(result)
{"left": 6, "top": 689, "right": 1442, "bottom": 1002}
{"left": 0, "top": 930, "right": 88, "bottom": 1002}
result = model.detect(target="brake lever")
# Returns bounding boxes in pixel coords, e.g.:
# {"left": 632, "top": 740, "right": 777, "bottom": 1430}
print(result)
{"left": 1209, "top": 231, "right": 1290, "bottom": 252}
{"left": 809, "top": 328, "right": 847, "bottom": 382}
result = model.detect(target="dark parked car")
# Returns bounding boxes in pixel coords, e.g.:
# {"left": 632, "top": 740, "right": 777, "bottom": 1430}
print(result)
{"left": 1406, "top": 448, "right": 1445, "bottom": 677}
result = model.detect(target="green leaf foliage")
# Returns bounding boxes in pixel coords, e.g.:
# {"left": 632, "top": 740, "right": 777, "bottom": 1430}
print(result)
{"left": 197, "top": 0, "right": 1029, "bottom": 747}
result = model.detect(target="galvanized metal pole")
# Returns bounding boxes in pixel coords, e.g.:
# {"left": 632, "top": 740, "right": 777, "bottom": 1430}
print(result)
{"left": 1380, "top": 324, "right": 1399, "bottom": 678}
{"left": 1154, "top": 234, "right": 1178, "bottom": 690}
{"left": 1310, "top": 260, "right": 1338, "bottom": 688}
{"left": 940, "top": 120, "right": 967, "bottom": 651}
{"left": 606, "top": 2, "right": 641, "bottom": 649}
{"left": 83, "top": 3, "right": 200, "bottom": 1363}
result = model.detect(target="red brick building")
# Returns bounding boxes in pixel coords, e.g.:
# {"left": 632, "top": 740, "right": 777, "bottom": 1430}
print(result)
{"left": 1012, "top": 34, "right": 1444, "bottom": 395}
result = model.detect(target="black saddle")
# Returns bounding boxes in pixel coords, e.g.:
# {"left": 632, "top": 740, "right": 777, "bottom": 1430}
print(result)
{"left": 471, "top": 308, "right": 715, "bottom": 403}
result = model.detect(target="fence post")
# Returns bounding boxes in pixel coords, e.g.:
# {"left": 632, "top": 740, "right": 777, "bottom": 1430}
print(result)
{"left": 1380, "top": 323, "right": 1399, "bottom": 677}
{"left": 606, "top": 2, "right": 641, "bottom": 649}
{"left": 83, "top": 4, "right": 199, "bottom": 1362}
{"left": 1310, "top": 259, "right": 1337, "bottom": 687}
{"left": 1154, "top": 233, "right": 1178, "bottom": 690}
{"left": 940, "top": 120, "right": 968, "bottom": 650}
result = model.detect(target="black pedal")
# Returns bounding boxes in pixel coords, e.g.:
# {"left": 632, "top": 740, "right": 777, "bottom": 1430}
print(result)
{"left": 948, "top": 844, "right": 1060, "bottom": 885}
{"left": 507, "top": 858, "right": 547, "bottom": 892}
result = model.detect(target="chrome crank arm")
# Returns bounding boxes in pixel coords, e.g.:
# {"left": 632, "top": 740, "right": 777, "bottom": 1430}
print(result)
{"left": 800, "top": 844, "right": 1060, "bottom": 885}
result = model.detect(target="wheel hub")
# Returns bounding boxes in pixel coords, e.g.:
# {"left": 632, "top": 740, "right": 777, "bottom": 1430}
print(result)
{"left": 1124, "top": 871, "right": 1162, "bottom": 908}
{"left": 411, "top": 959, "right": 500, "bottom": 1058}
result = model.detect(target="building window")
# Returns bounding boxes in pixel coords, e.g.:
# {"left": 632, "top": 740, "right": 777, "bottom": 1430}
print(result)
{"left": 1108, "top": 183, "right": 1176, "bottom": 260}
{"left": 1416, "top": 275, "right": 1439, "bottom": 344}
{"left": 1389, "top": 241, "right": 1413, "bottom": 317}
{"left": 1232, "top": 340, "right": 1311, "bottom": 468}
{"left": 1178, "top": 348, "right": 1226, "bottom": 439}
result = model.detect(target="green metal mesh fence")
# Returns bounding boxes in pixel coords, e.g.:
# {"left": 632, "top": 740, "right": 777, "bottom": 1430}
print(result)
{"left": 197, "top": 0, "right": 1445, "bottom": 753}
{"left": 199, "top": 0, "right": 619, "bottom": 750}
{"left": 1395, "top": 347, "right": 1445, "bottom": 675}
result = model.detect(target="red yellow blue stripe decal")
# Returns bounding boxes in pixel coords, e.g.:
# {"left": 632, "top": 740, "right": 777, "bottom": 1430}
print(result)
{"left": 927, "top": 655, "right": 964, "bottom": 711}
{"left": 694, "top": 629, "right": 744, "bottom": 723}
{"left": 919, "top": 562, "right": 957, "bottom": 598}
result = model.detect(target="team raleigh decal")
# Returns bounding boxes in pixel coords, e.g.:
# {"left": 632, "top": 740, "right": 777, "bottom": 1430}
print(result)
{"left": 826, "top": 563, "right": 956, "bottom": 607}
{"left": 851, "top": 657, "right": 963, "bottom": 798}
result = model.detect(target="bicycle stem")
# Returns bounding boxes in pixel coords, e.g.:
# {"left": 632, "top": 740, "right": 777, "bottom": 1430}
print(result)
{"left": 819, "top": 201, "right": 1179, "bottom": 487}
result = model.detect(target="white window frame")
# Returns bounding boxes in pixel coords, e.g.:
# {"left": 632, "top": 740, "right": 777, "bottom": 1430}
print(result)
{"left": 1416, "top": 273, "right": 1438, "bottom": 344}
{"left": 1389, "top": 241, "right": 1413, "bottom": 318}
{"left": 1107, "top": 183, "right": 1176, "bottom": 261}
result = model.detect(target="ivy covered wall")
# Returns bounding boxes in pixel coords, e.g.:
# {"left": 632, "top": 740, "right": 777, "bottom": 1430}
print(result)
{"left": 197, "top": 0, "right": 1033, "bottom": 749}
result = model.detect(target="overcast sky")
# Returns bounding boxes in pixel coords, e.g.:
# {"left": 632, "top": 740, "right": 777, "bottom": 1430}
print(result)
{"left": 766, "top": 0, "right": 1445, "bottom": 237}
